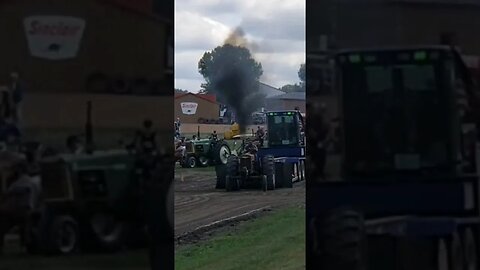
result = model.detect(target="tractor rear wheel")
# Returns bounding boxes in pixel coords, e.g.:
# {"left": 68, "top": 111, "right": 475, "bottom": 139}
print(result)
{"left": 215, "top": 165, "right": 227, "bottom": 189}
{"left": 450, "top": 231, "right": 464, "bottom": 270}
{"left": 464, "top": 227, "right": 478, "bottom": 270}
{"left": 226, "top": 176, "right": 239, "bottom": 192}
{"left": 262, "top": 155, "right": 275, "bottom": 190}
{"left": 262, "top": 175, "right": 268, "bottom": 192}
{"left": 311, "top": 208, "right": 367, "bottom": 270}
{"left": 227, "top": 155, "right": 239, "bottom": 173}
{"left": 437, "top": 238, "right": 449, "bottom": 270}
{"left": 226, "top": 155, "right": 240, "bottom": 191}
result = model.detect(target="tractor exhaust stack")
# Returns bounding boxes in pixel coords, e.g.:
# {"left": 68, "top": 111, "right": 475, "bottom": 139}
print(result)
{"left": 85, "top": 101, "right": 94, "bottom": 154}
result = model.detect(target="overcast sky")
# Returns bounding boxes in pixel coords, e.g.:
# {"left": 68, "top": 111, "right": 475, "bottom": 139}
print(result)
{"left": 175, "top": 0, "right": 305, "bottom": 92}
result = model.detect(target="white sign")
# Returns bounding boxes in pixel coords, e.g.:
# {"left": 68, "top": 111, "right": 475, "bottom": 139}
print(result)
{"left": 24, "top": 16, "right": 86, "bottom": 60}
{"left": 181, "top": 102, "right": 198, "bottom": 115}
{"left": 220, "top": 107, "right": 227, "bottom": 117}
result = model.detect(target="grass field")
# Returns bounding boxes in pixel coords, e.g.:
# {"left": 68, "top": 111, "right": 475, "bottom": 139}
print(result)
{"left": 175, "top": 206, "right": 306, "bottom": 270}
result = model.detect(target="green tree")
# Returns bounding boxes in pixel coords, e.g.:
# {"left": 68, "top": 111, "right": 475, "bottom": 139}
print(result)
{"left": 298, "top": 63, "right": 306, "bottom": 90}
{"left": 280, "top": 64, "right": 306, "bottom": 92}
{"left": 175, "top": 88, "right": 189, "bottom": 94}
{"left": 280, "top": 84, "right": 303, "bottom": 93}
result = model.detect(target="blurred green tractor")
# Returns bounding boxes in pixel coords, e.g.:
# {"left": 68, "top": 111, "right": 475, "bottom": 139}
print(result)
{"left": 22, "top": 150, "right": 152, "bottom": 255}
{"left": 216, "top": 135, "right": 275, "bottom": 191}
{"left": 180, "top": 138, "right": 231, "bottom": 168}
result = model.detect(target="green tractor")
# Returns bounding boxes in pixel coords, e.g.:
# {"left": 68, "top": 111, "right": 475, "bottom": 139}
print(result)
{"left": 218, "top": 135, "right": 275, "bottom": 192}
{"left": 20, "top": 101, "right": 171, "bottom": 255}
{"left": 24, "top": 150, "right": 147, "bottom": 255}
{"left": 180, "top": 138, "right": 231, "bottom": 168}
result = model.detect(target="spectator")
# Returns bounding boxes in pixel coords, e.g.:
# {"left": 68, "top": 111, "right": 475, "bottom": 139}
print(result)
{"left": 0, "top": 86, "right": 12, "bottom": 121}
{"left": 0, "top": 157, "right": 41, "bottom": 253}
{"left": 174, "top": 118, "right": 181, "bottom": 138}
{"left": 0, "top": 118, "right": 21, "bottom": 151}
{"left": 174, "top": 138, "right": 186, "bottom": 162}
{"left": 8, "top": 70, "right": 25, "bottom": 124}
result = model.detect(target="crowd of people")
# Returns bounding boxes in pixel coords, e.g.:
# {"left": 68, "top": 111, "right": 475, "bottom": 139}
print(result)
{"left": 0, "top": 71, "right": 24, "bottom": 151}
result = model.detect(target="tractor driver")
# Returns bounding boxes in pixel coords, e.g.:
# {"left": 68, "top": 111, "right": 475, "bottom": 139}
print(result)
{"left": 245, "top": 139, "right": 259, "bottom": 156}
{"left": 132, "top": 119, "right": 159, "bottom": 186}
{"left": 133, "top": 119, "right": 158, "bottom": 155}
{"left": 256, "top": 126, "right": 265, "bottom": 147}
{"left": 211, "top": 130, "right": 218, "bottom": 141}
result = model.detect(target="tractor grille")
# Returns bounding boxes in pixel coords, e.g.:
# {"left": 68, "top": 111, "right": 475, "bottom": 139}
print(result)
{"left": 185, "top": 142, "right": 193, "bottom": 152}
{"left": 40, "top": 161, "right": 70, "bottom": 200}
{"left": 240, "top": 157, "right": 251, "bottom": 168}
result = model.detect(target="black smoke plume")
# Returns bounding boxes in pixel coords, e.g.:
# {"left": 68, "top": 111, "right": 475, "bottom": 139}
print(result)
{"left": 207, "top": 27, "right": 264, "bottom": 133}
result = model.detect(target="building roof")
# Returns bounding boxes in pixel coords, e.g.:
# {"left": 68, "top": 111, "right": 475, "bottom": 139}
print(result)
{"left": 268, "top": 91, "right": 306, "bottom": 101}
{"left": 259, "top": 82, "right": 285, "bottom": 98}
{"left": 175, "top": 92, "right": 219, "bottom": 104}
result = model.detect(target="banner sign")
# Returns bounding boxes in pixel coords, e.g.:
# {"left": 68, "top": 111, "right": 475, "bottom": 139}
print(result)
{"left": 24, "top": 16, "right": 86, "bottom": 60}
{"left": 181, "top": 102, "right": 198, "bottom": 115}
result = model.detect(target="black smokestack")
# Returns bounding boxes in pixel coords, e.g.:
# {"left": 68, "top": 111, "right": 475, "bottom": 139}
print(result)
{"left": 85, "top": 100, "right": 94, "bottom": 154}
{"left": 207, "top": 27, "right": 264, "bottom": 133}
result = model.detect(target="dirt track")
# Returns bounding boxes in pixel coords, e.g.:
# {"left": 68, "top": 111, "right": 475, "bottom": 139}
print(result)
{"left": 174, "top": 167, "right": 305, "bottom": 236}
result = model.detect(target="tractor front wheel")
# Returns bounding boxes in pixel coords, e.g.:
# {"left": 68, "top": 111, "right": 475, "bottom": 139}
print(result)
{"left": 198, "top": 156, "right": 210, "bottom": 167}
{"left": 89, "top": 212, "right": 128, "bottom": 251}
{"left": 214, "top": 143, "right": 231, "bottom": 165}
{"left": 47, "top": 215, "right": 79, "bottom": 255}
{"left": 186, "top": 155, "right": 197, "bottom": 168}
{"left": 310, "top": 208, "right": 367, "bottom": 270}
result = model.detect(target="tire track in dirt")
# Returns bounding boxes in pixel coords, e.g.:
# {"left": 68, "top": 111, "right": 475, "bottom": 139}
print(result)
{"left": 174, "top": 168, "right": 305, "bottom": 236}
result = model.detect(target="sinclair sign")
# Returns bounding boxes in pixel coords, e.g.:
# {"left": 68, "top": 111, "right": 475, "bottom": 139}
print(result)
{"left": 181, "top": 102, "right": 198, "bottom": 115}
{"left": 23, "top": 16, "right": 86, "bottom": 60}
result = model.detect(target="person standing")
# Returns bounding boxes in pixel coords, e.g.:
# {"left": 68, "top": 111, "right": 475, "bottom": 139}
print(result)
{"left": 8, "top": 71, "right": 24, "bottom": 124}
{"left": 0, "top": 158, "right": 41, "bottom": 254}
{"left": 0, "top": 86, "right": 12, "bottom": 121}
{"left": 0, "top": 118, "right": 21, "bottom": 151}
{"left": 174, "top": 118, "right": 181, "bottom": 138}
